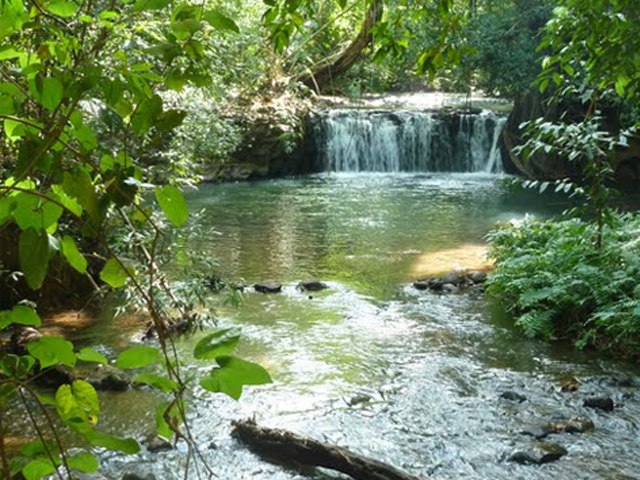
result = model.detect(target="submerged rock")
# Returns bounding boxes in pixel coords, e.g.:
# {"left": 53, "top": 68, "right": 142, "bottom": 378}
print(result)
{"left": 298, "top": 280, "right": 329, "bottom": 292}
{"left": 500, "top": 391, "right": 526, "bottom": 403}
{"left": 254, "top": 281, "right": 282, "bottom": 293}
{"left": 521, "top": 426, "right": 548, "bottom": 440}
{"left": 442, "top": 283, "right": 458, "bottom": 293}
{"left": 509, "top": 443, "right": 568, "bottom": 465}
{"left": 348, "top": 394, "right": 373, "bottom": 406}
{"left": 584, "top": 395, "right": 614, "bottom": 412}
{"left": 123, "top": 474, "right": 156, "bottom": 480}
{"left": 86, "top": 364, "right": 130, "bottom": 391}
{"left": 560, "top": 377, "right": 581, "bottom": 392}
{"left": 147, "top": 437, "right": 173, "bottom": 453}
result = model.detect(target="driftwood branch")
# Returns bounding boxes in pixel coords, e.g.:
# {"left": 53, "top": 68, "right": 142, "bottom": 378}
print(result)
{"left": 231, "top": 419, "right": 427, "bottom": 480}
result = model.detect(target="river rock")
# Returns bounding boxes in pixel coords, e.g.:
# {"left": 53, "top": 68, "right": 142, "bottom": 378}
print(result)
{"left": 33, "top": 365, "right": 76, "bottom": 389}
{"left": 469, "top": 270, "right": 487, "bottom": 283}
{"left": 584, "top": 395, "right": 614, "bottom": 412}
{"left": 501, "top": 391, "right": 526, "bottom": 403}
{"left": 254, "top": 281, "right": 282, "bottom": 293}
{"left": 123, "top": 474, "right": 156, "bottom": 480}
{"left": 545, "top": 416, "right": 594, "bottom": 435}
{"left": 428, "top": 278, "right": 444, "bottom": 291}
{"left": 230, "top": 281, "right": 247, "bottom": 291}
{"left": 348, "top": 394, "right": 372, "bottom": 406}
{"left": 509, "top": 443, "right": 568, "bottom": 465}
{"left": 413, "top": 281, "right": 429, "bottom": 291}
{"left": 520, "top": 426, "right": 548, "bottom": 440}
{"left": 86, "top": 364, "right": 130, "bottom": 391}
{"left": 298, "top": 280, "right": 329, "bottom": 292}
{"left": 442, "top": 283, "right": 458, "bottom": 293}
{"left": 560, "top": 377, "right": 580, "bottom": 392}
{"left": 147, "top": 437, "right": 173, "bottom": 453}
{"left": 442, "top": 272, "right": 462, "bottom": 285}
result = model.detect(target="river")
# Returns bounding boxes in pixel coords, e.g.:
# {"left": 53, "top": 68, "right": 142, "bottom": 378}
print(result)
{"left": 81, "top": 173, "right": 640, "bottom": 479}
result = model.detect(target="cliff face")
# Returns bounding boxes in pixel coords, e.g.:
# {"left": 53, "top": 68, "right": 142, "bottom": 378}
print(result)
{"left": 502, "top": 91, "right": 640, "bottom": 183}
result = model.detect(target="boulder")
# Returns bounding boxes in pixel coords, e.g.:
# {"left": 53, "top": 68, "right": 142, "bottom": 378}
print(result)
{"left": 297, "top": 280, "right": 329, "bottom": 292}
{"left": 254, "top": 281, "right": 282, "bottom": 294}
{"left": 560, "top": 378, "right": 580, "bottom": 392}
{"left": 442, "top": 283, "right": 457, "bottom": 294}
{"left": 86, "top": 364, "right": 130, "bottom": 391}
{"left": 428, "top": 278, "right": 444, "bottom": 291}
{"left": 584, "top": 395, "right": 614, "bottom": 412}
{"left": 520, "top": 426, "right": 548, "bottom": 440}
{"left": 509, "top": 443, "right": 568, "bottom": 465}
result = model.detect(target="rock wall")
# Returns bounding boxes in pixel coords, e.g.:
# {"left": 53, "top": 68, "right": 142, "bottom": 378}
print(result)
{"left": 502, "top": 91, "right": 640, "bottom": 183}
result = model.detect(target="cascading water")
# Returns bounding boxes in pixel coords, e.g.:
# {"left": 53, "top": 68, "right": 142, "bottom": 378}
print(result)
{"left": 313, "top": 109, "right": 507, "bottom": 173}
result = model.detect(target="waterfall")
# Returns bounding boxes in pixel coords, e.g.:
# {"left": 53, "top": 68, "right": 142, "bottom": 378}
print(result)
{"left": 313, "top": 109, "right": 507, "bottom": 173}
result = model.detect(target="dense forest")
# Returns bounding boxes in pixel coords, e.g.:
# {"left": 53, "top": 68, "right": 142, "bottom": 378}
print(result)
{"left": 1, "top": 0, "right": 640, "bottom": 479}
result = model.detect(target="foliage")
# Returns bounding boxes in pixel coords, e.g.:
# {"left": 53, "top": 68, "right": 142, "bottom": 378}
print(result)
{"left": 0, "top": 0, "right": 270, "bottom": 478}
{"left": 486, "top": 213, "right": 640, "bottom": 350}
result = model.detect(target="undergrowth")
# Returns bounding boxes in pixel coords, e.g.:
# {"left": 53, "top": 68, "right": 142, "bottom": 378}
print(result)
{"left": 486, "top": 213, "right": 640, "bottom": 352}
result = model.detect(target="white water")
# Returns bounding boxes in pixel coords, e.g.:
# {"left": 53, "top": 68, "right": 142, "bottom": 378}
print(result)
{"left": 314, "top": 109, "right": 507, "bottom": 173}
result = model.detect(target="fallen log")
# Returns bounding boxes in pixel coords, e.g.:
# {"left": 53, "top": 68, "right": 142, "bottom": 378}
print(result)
{"left": 231, "top": 419, "right": 427, "bottom": 480}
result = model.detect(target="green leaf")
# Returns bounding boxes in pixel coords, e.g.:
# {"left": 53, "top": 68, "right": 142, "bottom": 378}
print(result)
{"left": 115, "top": 345, "right": 159, "bottom": 369}
{"left": 131, "top": 94, "right": 163, "bottom": 135}
{"left": 132, "top": 0, "right": 171, "bottom": 11}
{"left": 47, "top": 0, "right": 78, "bottom": 17}
{"left": 67, "top": 452, "right": 99, "bottom": 473}
{"left": 204, "top": 9, "right": 239, "bottom": 33}
{"left": 0, "top": 354, "right": 35, "bottom": 379}
{"left": 22, "top": 458, "right": 56, "bottom": 480}
{"left": 12, "top": 193, "right": 63, "bottom": 232}
{"left": 86, "top": 431, "right": 140, "bottom": 454}
{"left": 132, "top": 373, "right": 179, "bottom": 392}
{"left": 193, "top": 328, "right": 240, "bottom": 360}
{"left": 55, "top": 380, "right": 100, "bottom": 425}
{"left": 61, "top": 235, "right": 87, "bottom": 274}
{"left": 19, "top": 228, "right": 50, "bottom": 289}
{"left": 76, "top": 348, "right": 107, "bottom": 364}
{"left": 199, "top": 355, "right": 272, "bottom": 400}
{"left": 99, "top": 259, "right": 130, "bottom": 288}
{"left": 10, "top": 305, "right": 42, "bottom": 327}
{"left": 28, "top": 336, "right": 76, "bottom": 369}
{"left": 41, "top": 77, "right": 63, "bottom": 111}
{"left": 155, "top": 185, "right": 188, "bottom": 227}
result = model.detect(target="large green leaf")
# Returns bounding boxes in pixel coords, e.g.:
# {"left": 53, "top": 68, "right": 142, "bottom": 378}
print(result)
{"left": 199, "top": 356, "right": 272, "bottom": 400}
{"left": 0, "top": 354, "right": 35, "bottom": 379}
{"left": 55, "top": 380, "right": 100, "bottom": 425}
{"left": 204, "top": 9, "right": 239, "bottom": 33}
{"left": 0, "top": 305, "right": 42, "bottom": 329}
{"left": 155, "top": 185, "right": 188, "bottom": 227}
{"left": 61, "top": 235, "right": 87, "bottom": 274}
{"left": 67, "top": 452, "right": 99, "bottom": 473}
{"left": 76, "top": 348, "right": 107, "bottom": 364}
{"left": 27, "top": 336, "right": 76, "bottom": 369}
{"left": 99, "top": 258, "right": 130, "bottom": 288}
{"left": 116, "top": 345, "right": 159, "bottom": 369}
{"left": 22, "top": 458, "right": 56, "bottom": 480}
{"left": 19, "top": 228, "right": 50, "bottom": 289}
{"left": 12, "top": 193, "right": 63, "bottom": 232}
{"left": 193, "top": 328, "right": 240, "bottom": 360}
{"left": 40, "top": 77, "right": 63, "bottom": 111}
{"left": 132, "top": 0, "right": 172, "bottom": 11}
{"left": 47, "top": 0, "right": 78, "bottom": 17}
{"left": 132, "top": 373, "right": 178, "bottom": 393}
{"left": 86, "top": 431, "right": 140, "bottom": 454}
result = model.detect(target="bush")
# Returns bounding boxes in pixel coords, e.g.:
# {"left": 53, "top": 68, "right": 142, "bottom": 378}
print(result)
{"left": 486, "top": 213, "right": 640, "bottom": 351}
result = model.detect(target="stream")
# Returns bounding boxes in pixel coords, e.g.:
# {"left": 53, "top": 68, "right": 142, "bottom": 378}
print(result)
{"left": 76, "top": 173, "right": 640, "bottom": 479}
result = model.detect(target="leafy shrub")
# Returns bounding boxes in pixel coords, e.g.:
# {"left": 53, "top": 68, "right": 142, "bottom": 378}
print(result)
{"left": 486, "top": 213, "right": 640, "bottom": 350}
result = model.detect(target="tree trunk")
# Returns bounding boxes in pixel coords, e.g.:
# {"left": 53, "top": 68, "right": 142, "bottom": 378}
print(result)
{"left": 296, "top": 0, "right": 383, "bottom": 93}
{"left": 231, "top": 419, "right": 427, "bottom": 480}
